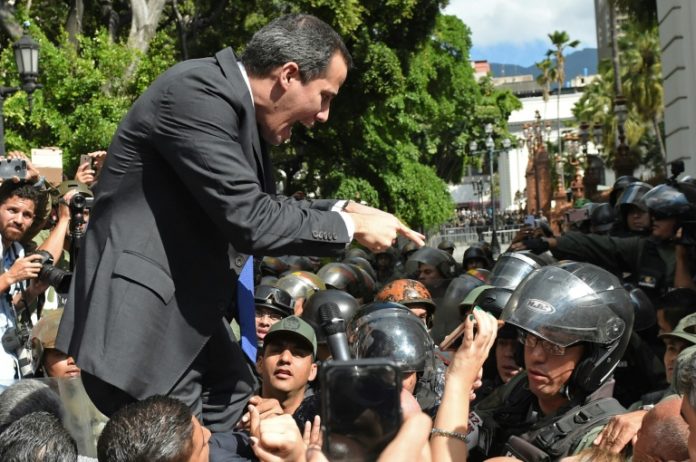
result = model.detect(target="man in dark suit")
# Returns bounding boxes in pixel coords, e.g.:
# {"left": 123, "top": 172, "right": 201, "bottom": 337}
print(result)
{"left": 56, "top": 13, "right": 423, "bottom": 433}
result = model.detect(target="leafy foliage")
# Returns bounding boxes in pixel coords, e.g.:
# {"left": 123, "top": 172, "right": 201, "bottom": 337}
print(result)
{"left": 0, "top": 0, "right": 518, "bottom": 228}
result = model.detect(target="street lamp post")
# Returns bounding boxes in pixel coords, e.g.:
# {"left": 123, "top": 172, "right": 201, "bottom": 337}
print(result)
{"left": 469, "top": 123, "right": 511, "bottom": 259}
{"left": 0, "top": 22, "right": 41, "bottom": 156}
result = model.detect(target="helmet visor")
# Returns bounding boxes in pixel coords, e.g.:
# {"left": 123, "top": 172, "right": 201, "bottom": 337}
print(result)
{"left": 489, "top": 253, "right": 542, "bottom": 290}
{"left": 502, "top": 266, "right": 627, "bottom": 347}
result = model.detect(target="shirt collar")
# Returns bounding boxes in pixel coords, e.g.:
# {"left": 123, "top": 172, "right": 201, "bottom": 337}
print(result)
{"left": 237, "top": 62, "right": 254, "bottom": 108}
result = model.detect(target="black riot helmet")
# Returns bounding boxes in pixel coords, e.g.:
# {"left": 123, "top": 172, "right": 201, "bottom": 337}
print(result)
{"left": 404, "top": 247, "right": 457, "bottom": 280}
{"left": 643, "top": 183, "right": 696, "bottom": 220}
{"left": 609, "top": 175, "right": 639, "bottom": 207}
{"left": 590, "top": 203, "right": 616, "bottom": 235}
{"left": 437, "top": 240, "right": 456, "bottom": 255}
{"left": 462, "top": 245, "right": 493, "bottom": 270}
{"left": 317, "top": 262, "right": 362, "bottom": 297}
{"left": 348, "top": 302, "right": 436, "bottom": 375}
{"left": 502, "top": 262, "right": 633, "bottom": 398}
{"left": 301, "top": 289, "right": 360, "bottom": 343}
{"left": 616, "top": 181, "right": 651, "bottom": 212}
{"left": 343, "top": 256, "right": 377, "bottom": 281}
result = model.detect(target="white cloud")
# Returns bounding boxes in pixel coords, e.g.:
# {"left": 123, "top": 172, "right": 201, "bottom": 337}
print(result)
{"left": 443, "top": 0, "right": 597, "bottom": 49}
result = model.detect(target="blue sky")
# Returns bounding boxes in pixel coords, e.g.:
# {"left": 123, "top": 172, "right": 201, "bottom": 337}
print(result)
{"left": 443, "top": 0, "right": 598, "bottom": 66}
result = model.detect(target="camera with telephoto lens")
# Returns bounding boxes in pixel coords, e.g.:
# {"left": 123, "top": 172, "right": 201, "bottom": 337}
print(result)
{"left": 1, "top": 325, "right": 33, "bottom": 378}
{"left": 30, "top": 250, "right": 72, "bottom": 293}
{"left": 69, "top": 192, "right": 93, "bottom": 214}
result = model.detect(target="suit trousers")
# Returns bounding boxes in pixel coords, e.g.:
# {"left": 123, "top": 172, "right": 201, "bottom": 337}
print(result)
{"left": 82, "top": 318, "right": 257, "bottom": 433}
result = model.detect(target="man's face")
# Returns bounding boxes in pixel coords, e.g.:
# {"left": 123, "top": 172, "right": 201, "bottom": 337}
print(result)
{"left": 626, "top": 204, "right": 650, "bottom": 232}
{"left": 417, "top": 263, "right": 443, "bottom": 287}
{"left": 258, "top": 335, "right": 317, "bottom": 395}
{"left": 255, "top": 307, "right": 283, "bottom": 343}
{"left": 187, "top": 416, "right": 211, "bottom": 462}
{"left": 524, "top": 334, "right": 584, "bottom": 404}
{"left": 496, "top": 338, "right": 521, "bottom": 383}
{"left": 258, "top": 52, "right": 347, "bottom": 146}
{"left": 466, "top": 258, "right": 486, "bottom": 270}
{"left": 43, "top": 349, "right": 81, "bottom": 378}
{"left": 408, "top": 306, "right": 429, "bottom": 327}
{"left": 680, "top": 397, "right": 696, "bottom": 462}
{"left": 663, "top": 337, "right": 689, "bottom": 384}
{"left": 651, "top": 215, "right": 677, "bottom": 240}
{"left": 0, "top": 195, "right": 35, "bottom": 244}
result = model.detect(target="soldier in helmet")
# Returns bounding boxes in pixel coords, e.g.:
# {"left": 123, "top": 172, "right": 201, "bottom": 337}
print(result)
{"left": 466, "top": 262, "right": 634, "bottom": 460}
{"left": 437, "top": 239, "right": 455, "bottom": 256}
{"left": 254, "top": 284, "right": 294, "bottom": 348}
{"left": 462, "top": 245, "right": 493, "bottom": 271}
{"left": 514, "top": 182, "right": 696, "bottom": 305}
{"left": 375, "top": 279, "right": 436, "bottom": 328}
{"left": 613, "top": 181, "right": 652, "bottom": 237}
{"left": 348, "top": 302, "right": 444, "bottom": 416}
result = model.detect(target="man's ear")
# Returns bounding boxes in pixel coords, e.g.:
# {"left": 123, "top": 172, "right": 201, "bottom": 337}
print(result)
{"left": 279, "top": 61, "right": 300, "bottom": 89}
{"left": 308, "top": 361, "right": 318, "bottom": 382}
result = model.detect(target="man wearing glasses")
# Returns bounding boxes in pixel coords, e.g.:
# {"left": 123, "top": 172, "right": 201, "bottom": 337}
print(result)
{"left": 254, "top": 285, "right": 294, "bottom": 349}
{"left": 465, "top": 262, "right": 634, "bottom": 460}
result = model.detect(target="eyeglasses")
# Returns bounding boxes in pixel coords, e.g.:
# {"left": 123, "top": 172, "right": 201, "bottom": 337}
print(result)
{"left": 254, "top": 285, "right": 294, "bottom": 309}
{"left": 650, "top": 211, "right": 672, "bottom": 221}
{"left": 518, "top": 332, "right": 567, "bottom": 356}
{"left": 255, "top": 309, "right": 283, "bottom": 321}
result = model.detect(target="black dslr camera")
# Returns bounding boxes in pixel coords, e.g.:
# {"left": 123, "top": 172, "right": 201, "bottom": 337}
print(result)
{"left": 29, "top": 250, "right": 72, "bottom": 293}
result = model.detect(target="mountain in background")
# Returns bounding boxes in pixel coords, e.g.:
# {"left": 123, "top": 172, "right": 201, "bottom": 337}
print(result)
{"left": 489, "top": 48, "right": 598, "bottom": 82}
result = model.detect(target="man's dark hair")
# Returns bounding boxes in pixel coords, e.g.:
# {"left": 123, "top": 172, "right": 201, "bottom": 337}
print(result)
{"left": 97, "top": 395, "right": 194, "bottom": 462}
{"left": 0, "top": 411, "right": 77, "bottom": 462}
{"left": 659, "top": 288, "right": 696, "bottom": 330}
{"left": 0, "top": 181, "right": 40, "bottom": 209}
{"left": 0, "top": 379, "right": 64, "bottom": 434}
{"left": 241, "top": 13, "right": 353, "bottom": 82}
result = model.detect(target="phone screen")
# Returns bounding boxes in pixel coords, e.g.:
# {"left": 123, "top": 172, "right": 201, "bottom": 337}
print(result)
{"left": 321, "top": 359, "right": 402, "bottom": 462}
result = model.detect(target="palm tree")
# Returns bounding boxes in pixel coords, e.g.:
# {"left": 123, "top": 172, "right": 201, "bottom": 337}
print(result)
{"left": 535, "top": 57, "right": 556, "bottom": 120}
{"left": 547, "top": 31, "right": 580, "bottom": 173}
{"left": 621, "top": 23, "right": 666, "bottom": 173}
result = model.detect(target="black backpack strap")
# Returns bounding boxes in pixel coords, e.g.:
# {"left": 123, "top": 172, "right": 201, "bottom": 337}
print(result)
{"left": 507, "top": 397, "right": 626, "bottom": 461}
{"left": 535, "top": 397, "right": 626, "bottom": 458}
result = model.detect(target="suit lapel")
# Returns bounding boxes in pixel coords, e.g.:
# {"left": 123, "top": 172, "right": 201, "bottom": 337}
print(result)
{"left": 214, "top": 48, "right": 270, "bottom": 191}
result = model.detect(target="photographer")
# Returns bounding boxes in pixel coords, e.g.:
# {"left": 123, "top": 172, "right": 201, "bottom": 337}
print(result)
{"left": 36, "top": 181, "right": 92, "bottom": 271}
{"left": 0, "top": 181, "right": 50, "bottom": 384}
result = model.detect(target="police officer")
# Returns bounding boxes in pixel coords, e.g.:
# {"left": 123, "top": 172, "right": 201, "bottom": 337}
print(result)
{"left": 348, "top": 301, "right": 444, "bottom": 416}
{"left": 612, "top": 181, "right": 652, "bottom": 237}
{"left": 467, "top": 262, "right": 633, "bottom": 461}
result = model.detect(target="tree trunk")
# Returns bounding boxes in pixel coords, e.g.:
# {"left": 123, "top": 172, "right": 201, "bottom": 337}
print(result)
{"left": 66, "top": 0, "right": 85, "bottom": 50}
{"left": 124, "top": 0, "right": 168, "bottom": 80}
{"left": 653, "top": 115, "right": 668, "bottom": 175}
{"left": 0, "top": 2, "right": 22, "bottom": 41}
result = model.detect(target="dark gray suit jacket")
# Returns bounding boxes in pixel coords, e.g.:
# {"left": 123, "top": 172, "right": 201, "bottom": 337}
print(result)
{"left": 56, "top": 48, "right": 349, "bottom": 399}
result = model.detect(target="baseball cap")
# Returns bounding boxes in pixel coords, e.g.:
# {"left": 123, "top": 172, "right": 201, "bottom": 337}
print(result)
{"left": 659, "top": 313, "right": 696, "bottom": 345}
{"left": 263, "top": 315, "right": 317, "bottom": 358}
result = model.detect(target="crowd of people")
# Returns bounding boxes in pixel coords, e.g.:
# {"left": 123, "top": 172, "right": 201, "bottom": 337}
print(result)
{"left": 0, "top": 11, "right": 695, "bottom": 462}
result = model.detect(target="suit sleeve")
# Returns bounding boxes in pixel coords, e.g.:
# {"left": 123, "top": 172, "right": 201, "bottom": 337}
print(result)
{"left": 150, "top": 67, "right": 348, "bottom": 256}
